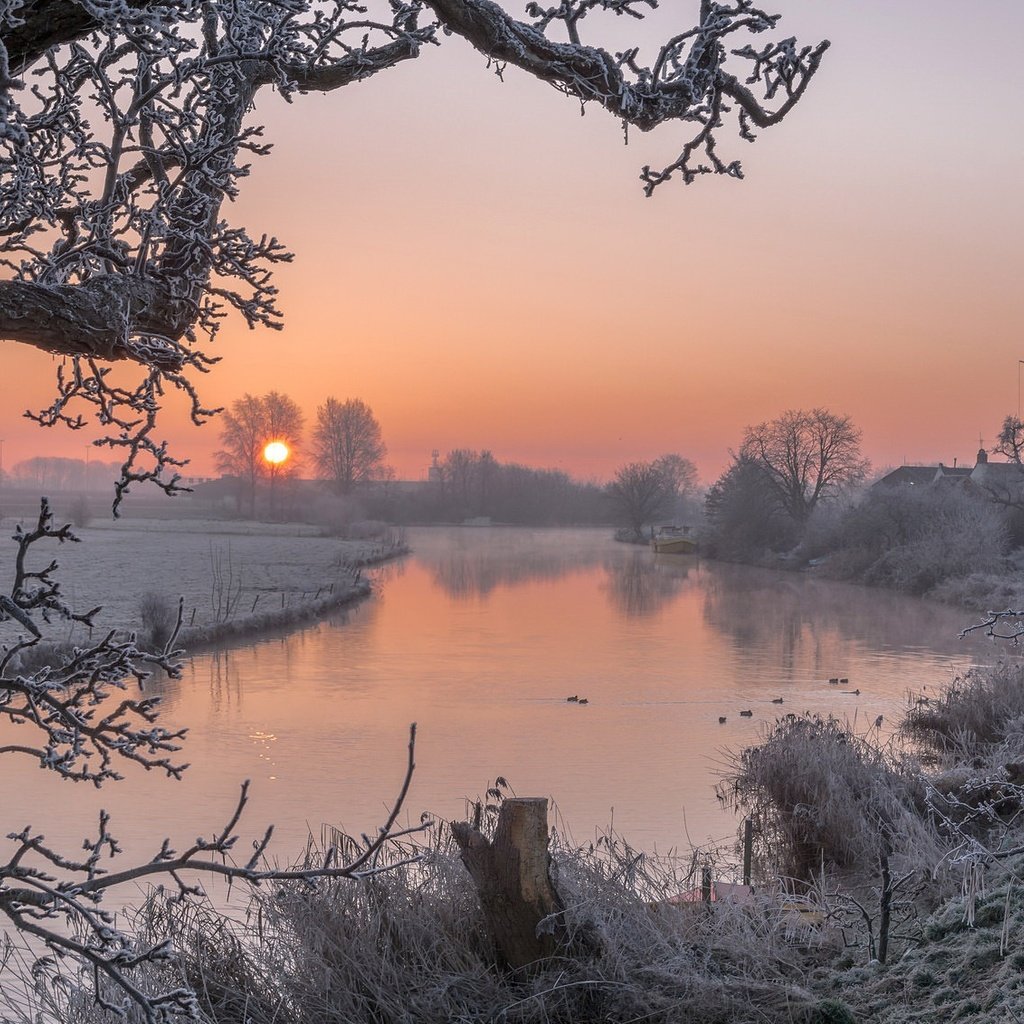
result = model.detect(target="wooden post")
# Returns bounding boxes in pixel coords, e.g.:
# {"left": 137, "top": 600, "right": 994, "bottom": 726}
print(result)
{"left": 451, "top": 798, "right": 569, "bottom": 970}
{"left": 701, "top": 865, "right": 713, "bottom": 904}
{"left": 743, "top": 818, "right": 754, "bottom": 886}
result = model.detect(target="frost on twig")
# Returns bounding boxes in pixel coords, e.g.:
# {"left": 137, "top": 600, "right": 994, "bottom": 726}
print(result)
{"left": 960, "top": 611, "right": 1024, "bottom": 644}
{"left": 0, "top": 499, "right": 427, "bottom": 1020}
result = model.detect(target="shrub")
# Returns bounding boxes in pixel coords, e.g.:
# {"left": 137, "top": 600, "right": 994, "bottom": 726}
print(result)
{"left": 903, "top": 662, "right": 1024, "bottom": 760}
{"left": 828, "top": 485, "right": 1008, "bottom": 595}
{"left": 719, "top": 715, "right": 938, "bottom": 880}
{"left": 66, "top": 827, "right": 829, "bottom": 1024}
{"left": 138, "top": 591, "right": 178, "bottom": 650}
{"left": 68, "top": 494, "right": 91, "bottom": 528}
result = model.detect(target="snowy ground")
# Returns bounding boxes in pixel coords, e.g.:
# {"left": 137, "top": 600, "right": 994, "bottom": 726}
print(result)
{"left": 0, "top": 515, "right": 397, "bottom": 643}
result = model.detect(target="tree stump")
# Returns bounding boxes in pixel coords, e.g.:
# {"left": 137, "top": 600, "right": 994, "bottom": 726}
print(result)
{"left": 451, "top": 797, "right": 567, "bottom": 969}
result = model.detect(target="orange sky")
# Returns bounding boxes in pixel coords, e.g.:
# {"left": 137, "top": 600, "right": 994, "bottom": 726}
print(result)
{"left": 2, "top": 1, "right": 1023, "bottom": 486}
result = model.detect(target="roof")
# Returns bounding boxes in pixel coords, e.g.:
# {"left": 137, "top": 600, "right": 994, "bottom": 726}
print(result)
{"left": 872, "top": 466, "right": 942, "bottom": 489}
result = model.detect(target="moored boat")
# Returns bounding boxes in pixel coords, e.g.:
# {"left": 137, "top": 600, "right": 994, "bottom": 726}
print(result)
{"left": 651, "top": 526, "right": 697, "bottom": 554}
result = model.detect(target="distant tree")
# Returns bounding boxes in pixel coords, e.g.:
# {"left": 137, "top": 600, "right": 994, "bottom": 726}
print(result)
{"left": 606, "top": 461, "right": 678, "bottom": 541}
{"left": 262, "top": 391, "right": 305, "bottom": 475}
{"left": 652, "top": 453, "right": 700, "bottom": 521}
{"left": 438, "top": 449, "right": 482, "bottom": 519}
{"left": 10, "top": 456, "right": 122, "bottom": 491}
{"left": 313, "top": 398, "right": 387, "bottom": 495}
{"left": 739, "top": 408, "right": 869, "bottom": 524}
{"left": 216, "top": 395, "right": 270, "bottom": 513}
{"left": 652, "top": 454, "right": 699, "bottom": 497}
{"left": 992, "top": 415, "right": 1024, "bottom": 464}
{"left": 704, "top": 454, "right": 798, "bottom": 560}
{"left": 216, "top": 392, "right": 304, "bottom": 513}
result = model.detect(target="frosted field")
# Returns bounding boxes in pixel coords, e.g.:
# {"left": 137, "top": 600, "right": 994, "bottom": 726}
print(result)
{"left": 0, "top": 515, "right": 388, "bottom": 642}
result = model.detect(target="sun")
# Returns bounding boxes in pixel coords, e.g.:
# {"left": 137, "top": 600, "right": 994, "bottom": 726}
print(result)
{"left": 263, "top": 440, "right": 290, "bottom": 466}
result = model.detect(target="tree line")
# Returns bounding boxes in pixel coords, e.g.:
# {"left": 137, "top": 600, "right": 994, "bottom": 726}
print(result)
{"left": 215, "top": 393, "right": 389, "bottom": 514}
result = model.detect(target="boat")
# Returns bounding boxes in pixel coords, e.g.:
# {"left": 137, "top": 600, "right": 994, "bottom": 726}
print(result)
{"left": 650, "top": 525, "right": 697, "bottom": 554}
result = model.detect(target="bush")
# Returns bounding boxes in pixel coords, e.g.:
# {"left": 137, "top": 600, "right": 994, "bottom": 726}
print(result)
{"left": 903, "top": 662, "right": 1024, "bottom": 760}
{"left": 719, "top": 715, "right": 938, "bottom": 880}
{"left": 68, "top": 494, "right": 91, "bottom": 528}
{"left": 66, "top": 827, "right": 828, "bottom": 1024}
{"left": 827, "top": 485, "right": 1008, "bottom": 595}
{"left": 138, "top": 591, "right": 178, "bottom": 650}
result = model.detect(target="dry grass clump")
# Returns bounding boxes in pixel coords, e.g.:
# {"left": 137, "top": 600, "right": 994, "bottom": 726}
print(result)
{"left": 903, "top": 662, "right": 1024, "bottom": 761}
{"left": 720, "top": 715, "right": 938, "bottom": 881}
{"left": 138, "top": 590, "right": 178, "bottom": 650}
{"left": 52, "top": 824, "right": 850, "bottom": 1024}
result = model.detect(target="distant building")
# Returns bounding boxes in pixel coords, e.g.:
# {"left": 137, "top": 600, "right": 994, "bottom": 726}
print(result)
{"left": 873, "top": 448, "right": 1024, "bottom": 503}
{"left": 427, "top": 449, "right": 442, "bottom": 483}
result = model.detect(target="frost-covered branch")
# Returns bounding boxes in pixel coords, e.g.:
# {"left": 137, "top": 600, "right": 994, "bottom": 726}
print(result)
{"left": 1, "top": 1, "right": 825, "bottom": 508}
{"left": 425, "top": 0, "right": 828, "bottom": 191}
{"left": 960, "top": 610, "right": 1024, "bottom": 644}
{"left": 0, "top": 736, "right": 426, "bottom": 1023}
{"left": 0, "top": 497, "right": 187, "bottom": 781}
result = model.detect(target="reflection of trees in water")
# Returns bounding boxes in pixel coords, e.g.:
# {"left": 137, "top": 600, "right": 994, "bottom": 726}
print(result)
{"left": 207, "top": 650, "right": 243, "bottom": 711}
{"left": 701, "top": 562, "right": 977, "bottom": 671}
{"left": 602, "top": 552, "right": 692, "bottom": 618}
{"left": 430, "top": 550, "right": 597, "bottom": 598}
{"left": 424, "top": 537, "right": 607, "bottom": 599}
{"left": 418, "top": 529, "right": 699, "bottom": 607}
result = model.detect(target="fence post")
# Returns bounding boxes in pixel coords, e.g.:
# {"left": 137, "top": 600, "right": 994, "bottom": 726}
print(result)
{"left": 743, "top": 818, "right": 754, "bottom": 886}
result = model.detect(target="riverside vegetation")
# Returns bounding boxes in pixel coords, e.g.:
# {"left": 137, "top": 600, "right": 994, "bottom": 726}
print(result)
{"left": 7, "top": 658, "right": 1024, "bottom": 1023}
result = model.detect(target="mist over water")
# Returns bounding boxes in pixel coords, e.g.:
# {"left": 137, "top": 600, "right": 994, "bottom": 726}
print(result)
{"left": 5, "top": 527, "right": 999, "bottom": 870}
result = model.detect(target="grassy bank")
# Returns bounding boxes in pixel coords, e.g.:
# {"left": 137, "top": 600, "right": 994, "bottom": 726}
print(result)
{"left": 0, "top": 515, "right": 408, "bottom": 650}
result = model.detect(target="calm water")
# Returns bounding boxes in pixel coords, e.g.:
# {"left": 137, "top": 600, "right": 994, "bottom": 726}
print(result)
{"left": 4, "top": 527, "right": 1003, "bottom": 870}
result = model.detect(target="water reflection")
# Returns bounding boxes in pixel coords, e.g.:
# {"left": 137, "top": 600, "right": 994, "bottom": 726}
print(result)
{"left": 417, "top": 528, "right": 608, "bottom": 598}
{"left": 701, "top": 562, "right": 976, "bottom": 672}
{"left": 5, "top": 527, "right": 1005, "bottom": 866}
{"left": 601, "top": 551, "right": 693, "bottom": 618}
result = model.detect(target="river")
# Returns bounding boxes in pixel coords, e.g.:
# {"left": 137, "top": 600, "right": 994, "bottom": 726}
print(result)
{"left": 2, "top": 526, "right": 1002, "bottom": 873}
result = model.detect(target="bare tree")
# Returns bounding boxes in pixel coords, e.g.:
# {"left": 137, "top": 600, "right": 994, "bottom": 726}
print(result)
{"left": 992, "top": 415, "right": 1024, "bottom": 464}
{"left": 0, "top": 500, "right": 424, "bottom": 1020}
{"left": 215, "top": 394, "right": 269, "bottom": 513}
{"left": 0, "top": 2, "right": 828, "bottom": 506}
{"left": 313, "top": 397, "right": 387, "bottom": 495}
{"left": 652, "top": 453, "right": 698, "bottom": 498}
{"left": 739, "top": 408, "right": 869, "bottom": 524}
{"left": 215, "top": 391, "right": 303, "bottom": 513}
{"left": 606, "top": 460, "right": 677, "bottom": 540}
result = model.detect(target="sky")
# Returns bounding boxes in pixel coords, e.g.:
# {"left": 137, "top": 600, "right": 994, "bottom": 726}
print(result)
{"left": 1, "top": 0, "right": 1023, "bottom": 485}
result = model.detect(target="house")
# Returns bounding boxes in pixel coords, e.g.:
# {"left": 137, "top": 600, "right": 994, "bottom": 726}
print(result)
{"left": 873, "top": 449, "right": 1024, "bottom": 505}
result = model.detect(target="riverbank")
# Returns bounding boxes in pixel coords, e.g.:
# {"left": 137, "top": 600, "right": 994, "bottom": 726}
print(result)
{"left": 21, "top": 660, "right": 1023, "bottom": 1024}
{"left": 0, "top": 515, "right": 408, "bottom": 649}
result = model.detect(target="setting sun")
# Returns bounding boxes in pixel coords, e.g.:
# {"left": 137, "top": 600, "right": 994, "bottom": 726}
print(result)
{"left": 263, "top": 440, "right": 290, "bottom": 465}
